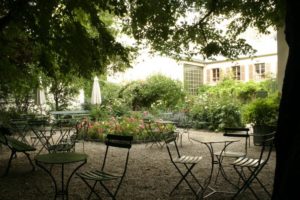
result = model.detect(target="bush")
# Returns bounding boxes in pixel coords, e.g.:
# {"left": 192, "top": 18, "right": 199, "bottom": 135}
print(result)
{"left": 189, "top": 92, "right": 243, "bottom": 131}
{"left": 242, "top": 94, "right": 280, "bottom": 127}
{"left": 119, "top": 74, "right": 185, "bottom": 111}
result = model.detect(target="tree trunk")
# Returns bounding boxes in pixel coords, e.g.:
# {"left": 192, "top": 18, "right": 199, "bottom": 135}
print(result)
{"left": 272, "top": 1, "right": 300, "bottom": 199}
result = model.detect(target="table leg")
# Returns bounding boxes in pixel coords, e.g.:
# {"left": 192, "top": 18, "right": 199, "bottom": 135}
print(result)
{"left": 214, "top": 142, "right": 240, "bottom": 188}
{"left": 35, "top": 161, "right": 58, "bottom": 199}
{"left": 65, "top": 160, "right": 86, "bottom": 200}
{"left": 202, "top": 142, "right": 237, "bottom": 198}
{"left": 35, "top": 160, "right": 87, "bottom": 200}
{"left": 202, "top": 142, "right": 216, "bottom": 198}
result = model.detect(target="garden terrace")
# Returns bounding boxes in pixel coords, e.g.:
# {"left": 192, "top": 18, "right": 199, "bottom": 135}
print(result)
{"left": 0, "top": 129, "right": 275, "bottom": 200}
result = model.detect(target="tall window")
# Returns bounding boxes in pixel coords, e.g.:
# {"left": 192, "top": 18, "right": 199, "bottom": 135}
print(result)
{"left": 184, "top": 64, "right": 203, "bottom": 95}
{"left": 232, "top": 66, "right": 241, "bottom": 80}
{"left": 212, "top": 68, "right": 220, "bottom": 82}
{"left": 255, "top": 63, "right": 266, "bottom": 80}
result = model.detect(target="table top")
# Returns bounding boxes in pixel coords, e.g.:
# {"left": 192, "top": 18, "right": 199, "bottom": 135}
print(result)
{"left": 50, "top": 110, "right": 90, "bottom": 115}
{"left": 35, "top": 152, "right": 87, "bottom": 164}
{"left": 191, "top": 137, "right": 240, "bottom": 144}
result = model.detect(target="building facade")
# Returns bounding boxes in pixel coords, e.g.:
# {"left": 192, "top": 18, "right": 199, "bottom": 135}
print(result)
{"left": 181, "top": 53, "right": 277, "bottom": 94}
{"left": 108, "top": 53, "right": 277, "bottom": 95}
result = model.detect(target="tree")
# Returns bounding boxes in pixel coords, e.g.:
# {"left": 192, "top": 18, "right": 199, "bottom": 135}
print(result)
{"left": 0, "top": 0, "right": 135, "bottom": 111}
{"left": 0, "top": 0, "right": 133, "bottom": 80}
{"left": 47, "top": 72, "right": 83, "bottom": 111}
{"left": 273, "top": 1, "right": 300, "bottom": 199}
{"left": 128, "top": 0, "right": 283, "bottom": 59}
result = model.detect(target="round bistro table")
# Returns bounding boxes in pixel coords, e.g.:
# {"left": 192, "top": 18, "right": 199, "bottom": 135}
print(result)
{"left": 35, "top": 152, "right": 87, "bottom": 200}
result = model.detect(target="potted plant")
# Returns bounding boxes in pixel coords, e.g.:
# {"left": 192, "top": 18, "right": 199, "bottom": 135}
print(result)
{"left": 242, "top": 94, "right": 279, "bottom": 145}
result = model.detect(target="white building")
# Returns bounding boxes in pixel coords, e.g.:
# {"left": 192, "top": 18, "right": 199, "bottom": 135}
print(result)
{"left": 108, "top": 29, "right": 278, "bottom": 95}
{"left": 178, "top": 53, "right": 277, "bottom": 95}
{"left": 108, "top": 52, "right": 277, "bottom": 95}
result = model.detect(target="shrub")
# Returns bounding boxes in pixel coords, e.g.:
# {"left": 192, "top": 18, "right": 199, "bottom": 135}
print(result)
{"left": 242, "top": 94, "right": 280, "bottom": 127}
{"left": 119, "top": 74, "right": 185, "bottom": 111}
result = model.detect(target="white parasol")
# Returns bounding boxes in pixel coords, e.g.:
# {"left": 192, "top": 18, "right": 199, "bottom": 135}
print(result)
{"left": 36, "top": 86, "right": 46, "bottom": 114}
{"left": 91, "top": 76, "right": 102, "bottom": 105}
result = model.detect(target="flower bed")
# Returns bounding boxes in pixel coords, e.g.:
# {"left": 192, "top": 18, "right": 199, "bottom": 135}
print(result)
{"left": 79, "top": 116, "right": 175, "bottom": 143}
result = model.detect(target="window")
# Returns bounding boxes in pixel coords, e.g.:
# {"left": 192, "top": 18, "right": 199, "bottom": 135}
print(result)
{"left": 254, "top": 63, "right": 266, "bottom": 80}
{"left": 232, "top": 66, "right": 241, "bottom": 80}
{"left": 212, "top": 68, "right": 220, "bottom": 82}
{"left": 184, "top": 64, "right": 203, "bottom": 95}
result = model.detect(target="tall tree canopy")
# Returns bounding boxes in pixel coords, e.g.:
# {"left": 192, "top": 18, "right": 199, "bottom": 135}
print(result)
{"left": 0, "top": 0, "right": 284, "bottom": 79}
{"left": 0, "top": 0, "right": 133, "bottom": 79}
{"left": 129, "top": 0, "right": 284, "bottom": 59}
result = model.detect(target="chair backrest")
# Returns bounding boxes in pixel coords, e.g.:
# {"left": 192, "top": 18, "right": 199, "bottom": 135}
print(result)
{"left": 223, "top": 127, "right": 250, "bottom": 155}
{"left": 102, "top": 134, "right": 133, "bottom": 172}
{"left": 164, "top": 133, "right": 181, "bottom": 161}
{"left": 256, "top": 132, "right": 275, "bottom": 167}
{"left": 9, "top": 119, "right": 28, "bottom": 133}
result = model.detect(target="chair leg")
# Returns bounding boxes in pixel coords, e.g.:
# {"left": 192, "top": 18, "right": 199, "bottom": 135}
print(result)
{"left": 232, "top": 166, "right": 260, "bottom": 200}
{"left": 24, "top": 152, "right": 35, "bottom": 171}
{"left": 3, "top": 151, "right": 16, "bottom": 176}
{"left": 99, "top": 181, "right": 117, "bottom": 200}
{"left": 183, "top": 163, "right": 203, "bottom": 191}
{"left": 171, "top": 163, "right": 202, "bottom": 199}
{"left": 113, "top": 176, "right": 126, "bottom": 197}
{"left": 79, "top": 178, "right": 102, "bottom": 200}
{"left": 248, "top": 168, "right": 272, "bottom": 197}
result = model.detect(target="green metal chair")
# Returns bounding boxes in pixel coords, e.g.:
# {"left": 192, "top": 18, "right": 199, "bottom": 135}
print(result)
{"left": 231, "top": 132, "right": 275, "bottom": 199}
{"left": 0, "top": 126, "right": 36, "bottom": 176}
{"left": 164, "top": 133, "right": 204, "bottom": 199}
{"left": 77, "top": 134, "right": 133, "bottom": 199}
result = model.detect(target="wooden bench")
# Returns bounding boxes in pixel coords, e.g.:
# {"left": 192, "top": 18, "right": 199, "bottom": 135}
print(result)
{"left": 0, "top": 127, "right": 36, "bottom": 176}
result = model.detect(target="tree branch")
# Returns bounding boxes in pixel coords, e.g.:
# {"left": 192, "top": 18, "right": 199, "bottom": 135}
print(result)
{"left": 198, "top": 0, "right": 218, "bottom": 24}
{"left": 195, "top": 0, "right": 218, "bottom": 44}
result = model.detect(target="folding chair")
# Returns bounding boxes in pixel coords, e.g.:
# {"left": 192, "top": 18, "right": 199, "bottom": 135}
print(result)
{"left": 0, "top": 126, "right": 36, "bottom": 176}
{"left": 9, "top": 118, "right": 30, "bottom": 144}
{"left": 76, "top": 134, "right": 133, "bottom": 199}
{"left": 213, "top": 127, "right": 249, "bottom": 185}
{"left": 143, "top": 119, "right": 164, "bottom": 148}
{"left": 28, "top": 119, "right": 54, "bottom": 153}
{"left": 231, "top": 132, "right": 275, "bottom": 199}
{"left": 164, "top": 133, "right": 204, "bottom": 199}
{"left": 48, "top": 119, "right": 84, "bottom": 153}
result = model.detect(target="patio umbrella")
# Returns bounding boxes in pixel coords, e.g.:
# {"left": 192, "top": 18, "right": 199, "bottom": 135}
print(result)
{"left": 36, "top": 86, "right": 46, "bottom": 114}
{"left": 91, "top": 76, "right": 102, "bottom": 105}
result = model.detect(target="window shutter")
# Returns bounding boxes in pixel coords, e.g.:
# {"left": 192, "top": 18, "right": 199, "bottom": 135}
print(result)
{"left": 249, "top": 64, "right": 253, "bottom": 80}
{"left": 241, "top": 65, "right": 245, "bottom": 81}
{"left": 206, "top": 69, "right": 211, "bottom": 83}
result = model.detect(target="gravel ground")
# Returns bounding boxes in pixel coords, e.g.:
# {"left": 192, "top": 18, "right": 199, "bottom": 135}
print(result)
{"left": 0, "top": 129, "right": 275, "bottom": 200}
